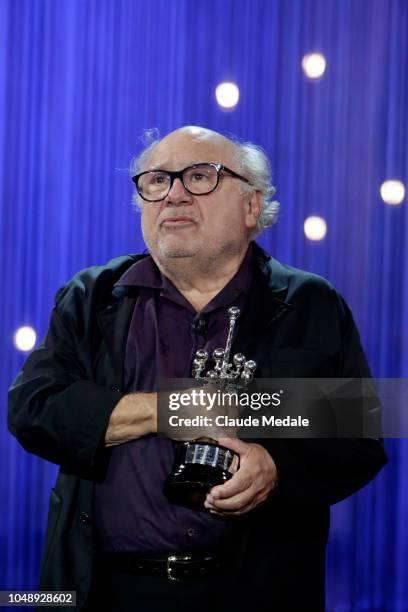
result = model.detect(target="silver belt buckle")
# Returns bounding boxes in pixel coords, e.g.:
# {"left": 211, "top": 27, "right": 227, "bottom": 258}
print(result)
{"left": 167, "top": 554, "right": 192, "bottom": 581}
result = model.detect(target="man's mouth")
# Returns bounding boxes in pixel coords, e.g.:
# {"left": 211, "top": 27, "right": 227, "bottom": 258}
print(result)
{"left": 160, "top": 216, "right": 196, "bottom": 228}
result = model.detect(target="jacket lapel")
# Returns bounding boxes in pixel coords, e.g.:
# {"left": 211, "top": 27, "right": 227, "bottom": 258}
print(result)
{"left": 231, "top": 246, "right": 292, "bottom": 366}
{"left": 95, "top": 288, "right": 138, "bottom": 389}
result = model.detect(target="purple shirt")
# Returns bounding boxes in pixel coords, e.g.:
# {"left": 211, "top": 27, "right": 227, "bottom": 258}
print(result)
{"left": 94, "top": 247, "right": 253, "bottom": 553}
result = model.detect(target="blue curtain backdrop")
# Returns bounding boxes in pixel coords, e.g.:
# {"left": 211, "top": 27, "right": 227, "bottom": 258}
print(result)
{"left": 0, "top": 0, "right": 407, "bottom": 609}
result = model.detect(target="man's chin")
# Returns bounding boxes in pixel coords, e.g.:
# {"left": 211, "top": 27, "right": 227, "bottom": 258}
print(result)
{"left": 158, "top": 240, "right": 199, "bottom": 259}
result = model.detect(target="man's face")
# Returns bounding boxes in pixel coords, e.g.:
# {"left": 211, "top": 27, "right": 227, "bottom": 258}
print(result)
{"left": 139, "top": 131, "right": 260, "bottom": 266}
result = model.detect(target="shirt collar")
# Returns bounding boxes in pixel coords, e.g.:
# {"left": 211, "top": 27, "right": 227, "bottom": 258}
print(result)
{"left": 114, "top": 254, "right": 164, "bottom": 289}
{"left": 113, "top": 244, "right": 254, "bottom": 312}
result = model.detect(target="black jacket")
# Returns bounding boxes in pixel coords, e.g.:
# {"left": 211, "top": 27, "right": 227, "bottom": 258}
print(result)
{"left": 8, "top": 244, "right": 387, "bottom": 610}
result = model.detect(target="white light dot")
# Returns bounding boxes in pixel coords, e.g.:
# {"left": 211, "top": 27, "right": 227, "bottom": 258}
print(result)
{"left": 380, "top": 180, "right": 405, "bottom": 205}
{"left": 302, "top": 53, "right": 327, "bottom": 79}
{"left": 14, "top": 326, "right": 37, "bottom": 351}
{"left": 215, "top": 82, "right": 240, "bottom": 109}
{"left": 304, "top": 216, "right": 327, "bottom": 241}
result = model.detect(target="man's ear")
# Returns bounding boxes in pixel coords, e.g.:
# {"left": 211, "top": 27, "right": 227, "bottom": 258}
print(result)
{"left": 245, "top": 190, "right": 263, "bottom": 229}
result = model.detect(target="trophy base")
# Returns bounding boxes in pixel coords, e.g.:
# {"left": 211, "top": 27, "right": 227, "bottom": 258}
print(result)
{"left": 163, "top": 464, "right": 232, "bottom": 510}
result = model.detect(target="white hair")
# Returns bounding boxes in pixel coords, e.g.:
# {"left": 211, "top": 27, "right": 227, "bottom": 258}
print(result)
{"left": 129, "top": 127, "right": 279, "bottom": 238}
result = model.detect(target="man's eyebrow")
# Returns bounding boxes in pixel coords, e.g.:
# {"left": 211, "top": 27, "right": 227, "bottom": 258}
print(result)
{"left": 147, "top": 161, "right": 211, "bottom": 171}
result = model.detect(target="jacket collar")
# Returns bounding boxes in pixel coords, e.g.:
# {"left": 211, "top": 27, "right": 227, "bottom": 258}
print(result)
{"left": 100, "top": 243, "right": 290, "bottom": 299}
{"left": 251, "top": 241, "right": 290, "bottom": 293}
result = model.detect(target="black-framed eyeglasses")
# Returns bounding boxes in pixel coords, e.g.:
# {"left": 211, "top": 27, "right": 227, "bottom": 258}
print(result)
{"left": 132, "top": 163, "right": 251, "bottom": 202}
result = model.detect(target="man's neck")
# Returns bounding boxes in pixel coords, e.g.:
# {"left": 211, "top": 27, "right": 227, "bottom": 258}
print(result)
{"left": 154, "top": 246, "right": 250, "bottom": 312}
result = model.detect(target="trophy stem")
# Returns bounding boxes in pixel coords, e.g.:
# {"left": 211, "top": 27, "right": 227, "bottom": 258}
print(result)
{"left": 220, "top": 309, "right": 239, "bottom": 377}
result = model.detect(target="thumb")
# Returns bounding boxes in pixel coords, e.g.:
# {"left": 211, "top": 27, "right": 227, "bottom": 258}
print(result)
{"left": 217, "top": 437, "right": 249, "bottom": 456}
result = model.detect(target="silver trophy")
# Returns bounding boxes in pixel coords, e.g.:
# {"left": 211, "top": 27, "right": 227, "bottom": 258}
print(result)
{"left": 163, "top": 307, "right": 257, "bottom": 509}
{"left": 192, "top": 306, "right": 257, "bottom": 386}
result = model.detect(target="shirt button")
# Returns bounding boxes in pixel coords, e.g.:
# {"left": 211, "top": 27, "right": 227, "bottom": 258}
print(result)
{"left": 187, "top": 528, "right": 197, "bottom": 538}
{"left": 79, "top": 512, "right": 92, "bottom": 525}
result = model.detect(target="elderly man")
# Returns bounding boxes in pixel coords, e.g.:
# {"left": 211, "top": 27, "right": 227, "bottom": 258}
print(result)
{"left": 9, "top": 126, "right": 386, "bottom": 611}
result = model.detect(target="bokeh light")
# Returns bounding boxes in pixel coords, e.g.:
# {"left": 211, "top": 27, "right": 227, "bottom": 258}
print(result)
{"left": 14, "top": 326, "right": 37, "bottom": 352}
{"left": 304, "top": 216, "right": 327, "bottom": 241}
{"left": 215, "top": 82, "right": 240, "bottom": 109}
{"left": 302, "top": 53, "right": 327, "bottom": 79}
{"left": 380, "top": 180, "right": 405, "bottom": 205}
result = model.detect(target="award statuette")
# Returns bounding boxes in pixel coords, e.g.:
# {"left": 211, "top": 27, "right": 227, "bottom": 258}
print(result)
{"left": 163, "top": 307, "right": 257, "bottom": 509}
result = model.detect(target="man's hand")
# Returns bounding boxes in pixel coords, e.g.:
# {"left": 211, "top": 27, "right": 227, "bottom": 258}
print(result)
{"left": 105, "top": 392, "right": 157, "bottom": 447}
{"left": 204, "top": 438, "right": 278, "bottom": 516}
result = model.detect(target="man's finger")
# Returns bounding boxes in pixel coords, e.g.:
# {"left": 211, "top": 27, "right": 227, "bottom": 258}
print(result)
{"left": 205, "top": 486, "right": 256, "bottom": 512}
{"left": 209, "top": 467, "right": 252, "bottom": 499}
{"left": 207, "top": 493, "right": 259, "bottom": 516}
{"left": 217, "top": 437, "right": 249, "bottom": 455}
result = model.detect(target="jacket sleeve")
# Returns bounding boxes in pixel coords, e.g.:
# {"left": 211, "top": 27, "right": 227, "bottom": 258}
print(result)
{"left": 8, "top": 285, "right": 126, "bottom": 479}
{"left": 265, "top": 293, "right": 388, "bottom": 505}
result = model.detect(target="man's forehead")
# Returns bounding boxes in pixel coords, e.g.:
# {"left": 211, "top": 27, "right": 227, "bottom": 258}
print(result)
{"left": 146, "top": 130, "right": 236, "bottom": 169}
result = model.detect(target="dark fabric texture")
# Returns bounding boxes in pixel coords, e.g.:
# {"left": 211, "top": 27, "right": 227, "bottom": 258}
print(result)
{"left": 8, "top": 243, "right": 387, "bottom": 610}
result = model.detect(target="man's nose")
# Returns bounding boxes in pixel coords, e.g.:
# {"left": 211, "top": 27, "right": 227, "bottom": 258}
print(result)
{"left": 166, "top": 177, "right": 192, "bottom": 204}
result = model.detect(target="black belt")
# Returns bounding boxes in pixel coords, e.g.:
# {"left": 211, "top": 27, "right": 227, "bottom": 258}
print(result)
{"left": 103, "top": 551, "right": 222, "bottom": 582}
